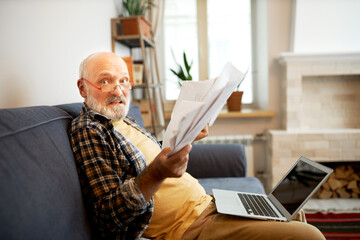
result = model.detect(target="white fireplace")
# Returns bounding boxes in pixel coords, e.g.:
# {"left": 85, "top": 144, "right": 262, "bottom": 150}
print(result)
{"left": 266, "top": 52, "right": 360, "bottom": 190}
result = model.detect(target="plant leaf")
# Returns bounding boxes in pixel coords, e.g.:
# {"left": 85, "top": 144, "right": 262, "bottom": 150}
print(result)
{"left": 183, "top": 52, "right": 192, "bottom": 79}
{"left": 122, "top": 0, "right": 155, "bottom": 16}
{"left": 169, "top": 49, "right": 193, "bottom": 82}
{"left": 169, "top": 68, "right": 178, "bottom": 77}
{"left": 183, "top": 52, "right": 190, "bottom": 72}
{"left": 177, "top": 66, "right": 186, "bottom": 80}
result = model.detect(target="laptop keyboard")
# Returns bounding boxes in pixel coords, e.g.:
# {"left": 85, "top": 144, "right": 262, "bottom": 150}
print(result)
{"left": 237, "top": 193, "right": 281, "bottom": 218}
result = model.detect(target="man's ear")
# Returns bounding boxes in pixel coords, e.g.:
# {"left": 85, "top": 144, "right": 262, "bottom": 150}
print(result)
{"left": 77, "top": 79, "right": 87, "bottom": 98}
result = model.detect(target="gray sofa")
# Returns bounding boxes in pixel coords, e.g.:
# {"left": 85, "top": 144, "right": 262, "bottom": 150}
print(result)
{"left": 0, "top": 102, "right": 264, "bottom": 239}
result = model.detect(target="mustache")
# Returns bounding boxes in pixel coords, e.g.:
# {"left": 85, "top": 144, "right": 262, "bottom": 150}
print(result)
{"left": 105, "top": 96, "right": 127, "bottom": 105}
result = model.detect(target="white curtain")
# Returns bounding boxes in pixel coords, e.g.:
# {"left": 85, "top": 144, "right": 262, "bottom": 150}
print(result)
{"left": 141, "top": 0, "right": 164, "bottom": 40}
{"left": 148, "top": 0, "right": 166, "bottom": 131}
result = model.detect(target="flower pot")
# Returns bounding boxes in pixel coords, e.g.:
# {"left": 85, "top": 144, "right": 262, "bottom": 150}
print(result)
{"left": 121, "top": 15, "right": 151, "bottom": 39}
{"left": 227, "top": 91, "right": 243, "bottom": 111}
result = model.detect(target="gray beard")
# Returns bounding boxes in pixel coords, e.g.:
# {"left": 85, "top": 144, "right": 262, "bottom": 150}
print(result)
{"left": 86, "top": 94, "right": 130, "bottom": 121}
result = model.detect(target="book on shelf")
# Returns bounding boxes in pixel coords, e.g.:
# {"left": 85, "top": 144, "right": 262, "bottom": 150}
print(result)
{"left": 133, "top": 63, "right": 144, "bottom": 86}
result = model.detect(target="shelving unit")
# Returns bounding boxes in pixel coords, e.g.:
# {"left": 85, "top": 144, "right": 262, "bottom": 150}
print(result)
{"left": 111, "top": 16, "right": 165, "bottom": 139}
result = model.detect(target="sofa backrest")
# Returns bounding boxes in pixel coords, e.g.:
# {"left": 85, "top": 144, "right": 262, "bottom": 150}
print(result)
{"left": 0, "top": 106, "right": 92, "bottom": 239}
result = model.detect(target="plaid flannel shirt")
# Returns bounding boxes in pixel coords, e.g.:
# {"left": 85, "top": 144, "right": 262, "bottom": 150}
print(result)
{"left": 69, "top": 103, "right": 159, "bottom": 239}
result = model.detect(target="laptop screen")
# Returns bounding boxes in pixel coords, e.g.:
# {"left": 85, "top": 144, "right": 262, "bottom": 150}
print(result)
{"left": 271, "top": 159, "right": 328, "bottom": 215}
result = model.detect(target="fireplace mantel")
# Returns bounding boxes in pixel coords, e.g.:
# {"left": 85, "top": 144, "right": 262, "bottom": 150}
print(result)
{"left": 265, "top": 52, "right": 360, "bottom": 190}
{"left": 276, "top": 52, "right": 360, "bottom": 65}
{"left": 275, "top": 52, "right": 360, "bottom": 131}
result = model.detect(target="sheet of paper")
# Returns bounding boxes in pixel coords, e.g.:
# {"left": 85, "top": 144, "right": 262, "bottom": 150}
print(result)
{"left": 162, "top": 62, "right": 247, "bottom": 154}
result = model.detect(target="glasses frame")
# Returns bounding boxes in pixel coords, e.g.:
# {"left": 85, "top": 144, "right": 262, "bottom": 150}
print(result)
{"left": 81, "top": 78, "right": 132, "bottom": 93}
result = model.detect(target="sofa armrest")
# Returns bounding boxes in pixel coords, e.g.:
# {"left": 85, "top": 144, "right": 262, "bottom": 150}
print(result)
{"left": 187, "top": 143, "right": 247, "bottom": 178}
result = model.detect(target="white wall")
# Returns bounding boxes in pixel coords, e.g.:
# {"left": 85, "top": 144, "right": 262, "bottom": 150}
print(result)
{"left": 292, "top": 0, "right": 360, "bottom": 53}
{"left": 0, "top": 0, "right": 121, "bottom": 108}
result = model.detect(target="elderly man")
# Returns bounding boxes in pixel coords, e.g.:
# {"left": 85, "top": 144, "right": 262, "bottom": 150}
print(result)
{"left": 69, "top": 52, "right": 324, "bottom": 240}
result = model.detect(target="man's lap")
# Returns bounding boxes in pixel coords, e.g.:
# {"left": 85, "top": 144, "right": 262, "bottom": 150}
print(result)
{"left": 180, "top": 199, "right": 324, "bottom": 240}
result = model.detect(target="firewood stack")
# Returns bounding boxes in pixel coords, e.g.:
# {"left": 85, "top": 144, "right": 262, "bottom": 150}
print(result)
{"left": 313, "top": 164, "right": 360, "bottom": 199}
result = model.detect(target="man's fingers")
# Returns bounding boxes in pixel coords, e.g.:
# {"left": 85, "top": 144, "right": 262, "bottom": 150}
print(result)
{"left": 182, "top": 144, "right": 192, "bottom": 152}
{"left": 176, "top": 144, "right": 192, "bottom": 156}
{"left": 168, "top": 144, "right": 191, "bottom": 165}
{"left": 161, "top": 147, "right": 172, "bottom": 156}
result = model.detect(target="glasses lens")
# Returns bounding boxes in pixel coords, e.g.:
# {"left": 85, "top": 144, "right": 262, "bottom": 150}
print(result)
{"left": 101, "top": 83, "right": 132, "bottom": 92}
{"left": 121, "top": 82, "right": 132, "bottom": 90}
{"left": 101, "top": 85, "right": 113, "bottom": 92}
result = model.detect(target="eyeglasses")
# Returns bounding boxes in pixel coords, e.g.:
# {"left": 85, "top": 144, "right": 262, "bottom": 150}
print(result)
{"left": 81, "top": 78, "right": 132, "bottom": 92}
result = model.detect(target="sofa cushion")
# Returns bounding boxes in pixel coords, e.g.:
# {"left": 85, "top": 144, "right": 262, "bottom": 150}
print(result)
{"left": 0, "top": 106, "right": 92, "bottom": 239}
{"left": 188, "top": 144, "right": 247, "bottom": 178}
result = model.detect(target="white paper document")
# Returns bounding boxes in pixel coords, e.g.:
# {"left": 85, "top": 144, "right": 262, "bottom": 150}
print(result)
{"left": 163, "top": 62, "right": 248, "bottom": 154}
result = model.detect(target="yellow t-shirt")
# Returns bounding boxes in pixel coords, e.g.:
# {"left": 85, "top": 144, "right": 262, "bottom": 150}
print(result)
{"left": 113, "top": 120, "right": 212, "bottom": 240}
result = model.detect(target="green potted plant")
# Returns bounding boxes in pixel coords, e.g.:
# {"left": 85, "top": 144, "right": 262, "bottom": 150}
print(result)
{"left": 169, "top": 51, "right": 193, "bottom": 87}
{"left": 120, "top": 0, "right": 154, "bottom": 39}
{"left": 227, "top": 83, "right": 243, "bottom": 111}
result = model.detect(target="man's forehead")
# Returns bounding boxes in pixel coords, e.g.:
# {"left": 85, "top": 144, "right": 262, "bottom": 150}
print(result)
{"left": 92, "top": 54, "right": 123, "bottom": 65}
{"left": 96, "top": 68, "right": 129, "bottom": 78}
{"left": 89, "top": 58, "right": 128, "bottom": 77}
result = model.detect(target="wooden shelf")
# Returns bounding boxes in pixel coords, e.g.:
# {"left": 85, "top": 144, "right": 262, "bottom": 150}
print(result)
{"left": 165, "top": 109, "right": 276, "bottom": 120}
{"left": 111, "top": 16, "right": 166, "bottom": 139}
{"left": 114, "top": 35, "right": 154, "bottom": 48}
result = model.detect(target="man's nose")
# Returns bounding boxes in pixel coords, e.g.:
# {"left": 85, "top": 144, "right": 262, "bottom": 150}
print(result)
{"left": 112, "top": 85, "right": 124, "bottom": 96}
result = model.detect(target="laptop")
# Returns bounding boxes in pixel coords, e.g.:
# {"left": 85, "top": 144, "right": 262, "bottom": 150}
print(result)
{"left": 213, "top": 156, "right": 333, "bottom": 221}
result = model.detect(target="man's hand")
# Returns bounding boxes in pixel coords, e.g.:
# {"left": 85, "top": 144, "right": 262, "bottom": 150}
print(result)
{"left": 149, "top": 144, "right": 192, "bottom": 179}
{"left": 194, "top": 123, "right": 209, "bottom": 142}
{"left": 135, "top": 144, "right": 192, "bottom": 201}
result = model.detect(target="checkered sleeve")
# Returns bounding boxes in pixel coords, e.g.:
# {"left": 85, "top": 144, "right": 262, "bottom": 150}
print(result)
{"left": 69, "top": 118, "right": 153, "bottom": 238}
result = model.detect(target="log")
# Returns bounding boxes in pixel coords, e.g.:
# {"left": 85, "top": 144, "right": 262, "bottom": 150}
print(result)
{"left": 352, "top": 186, "right": 360, "bottom": 194}
{"left": 318, "top": 189, "right": 333, "bottom": 199}
{"left": 328, "top": 178, "right": 344, "bottom": 190}
{"left": 340, "top": 180, "right": 348, "bottom": 187}
{"left": 335, "top": 165, "right": 354, "bottom": 179}
{"left": 335, "top": 165, "right": 347, "bottom": 179}
{"left": 332, "top": 191, "right": 338, "bottom": 198}
{"left": 347, "top": 180, "right": 358, "bottom": 190}
{"left": 313, "top": 164, "right": 360, "bottom": 199}
{"left": 336, "top": 187, "right": 351, "bottom": 198}
{"left": 349, "top": 173, "right": 360, "bottom": 181}
{"left": 328, "top": 173, "right": 336, "bottom": 180}
{"left": 351, "top": 192, "right": 359, "bottom": 199}
{"left": 322, "top": 181, "right": 330, "bottom": 190}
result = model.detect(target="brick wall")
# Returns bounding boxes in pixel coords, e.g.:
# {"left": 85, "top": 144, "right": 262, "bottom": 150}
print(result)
{"left": 302, "top": 75, "right": 360, "bottom": 129}
{"left": 267, "top": 130, "right": 360, "bottom": 187}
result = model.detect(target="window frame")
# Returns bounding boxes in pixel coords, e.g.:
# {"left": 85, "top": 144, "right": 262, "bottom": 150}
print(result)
{"left": 161, "top": 0, "right": 267, "bottom": 111}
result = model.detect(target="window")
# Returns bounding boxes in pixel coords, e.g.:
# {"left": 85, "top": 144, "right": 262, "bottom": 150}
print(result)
{"left": 163, "top": 0, "right": 253, "bottom": 103}
{"left": 163, "top": 0, "right": 198, "bottom": 100}
{"left": 207, "top": 0, "right": 252, "bottom": 103}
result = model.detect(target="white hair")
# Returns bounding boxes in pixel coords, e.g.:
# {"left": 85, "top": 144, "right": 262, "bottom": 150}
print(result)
{"left": 79, "top": 52, "right": 101, "bottom": 79}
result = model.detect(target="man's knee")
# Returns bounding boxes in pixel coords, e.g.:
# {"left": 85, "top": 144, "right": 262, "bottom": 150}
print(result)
{"left": 289, "top": 222, "right": 325, "bottom": 240}
{"left": 304, "top": 224, "right": 325, "bottom": 240}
